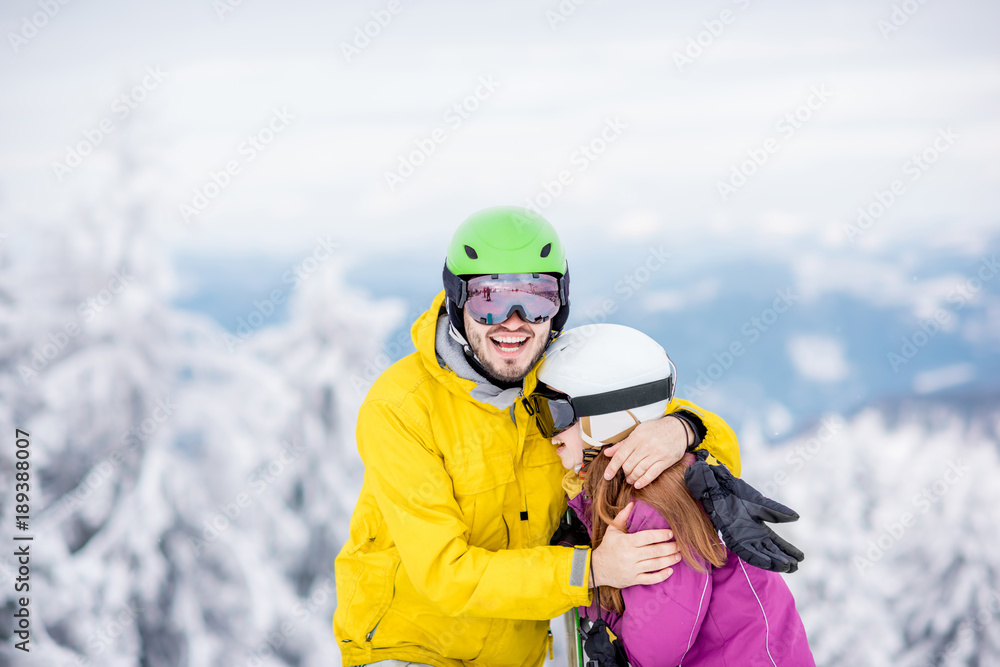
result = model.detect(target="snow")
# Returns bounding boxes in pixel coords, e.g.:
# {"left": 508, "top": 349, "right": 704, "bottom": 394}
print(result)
{"left": 741, "top": 405, "right": 1000, "bottom": 666}
{"left": 0, "top": 146, "right": 399, "bottom": 666}
{"left": 1, "top": 145, "right": 997, "bottom": 667}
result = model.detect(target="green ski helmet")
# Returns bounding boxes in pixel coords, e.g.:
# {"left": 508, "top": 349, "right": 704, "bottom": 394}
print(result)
{"left": 442, "top": 206, "right": 571, "bottom": 339}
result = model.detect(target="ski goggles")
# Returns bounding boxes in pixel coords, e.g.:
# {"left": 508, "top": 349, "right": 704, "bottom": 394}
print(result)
{"left": 527, "top": 377, "right": 675, "bottom": 439}
{"left": 463, "top": 273, "right": 561, "bottom": 325}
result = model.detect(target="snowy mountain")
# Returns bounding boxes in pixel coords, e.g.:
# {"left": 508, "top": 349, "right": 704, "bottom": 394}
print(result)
{"left": 336, "top": 237, "right": 1000, "bottom": 437}
{"left": 0, "top": 152, "right": 400, "bottom": 666}
{"left": 739, "top": 393, "right": 1000, "bottom": 666}
{"left": 2, "top": 152, "right": 997, "bottom": 665}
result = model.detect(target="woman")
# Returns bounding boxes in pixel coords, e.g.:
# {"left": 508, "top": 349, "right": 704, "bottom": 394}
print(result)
{"left": 532, "top": 323, "right": 815, "bottom": 667}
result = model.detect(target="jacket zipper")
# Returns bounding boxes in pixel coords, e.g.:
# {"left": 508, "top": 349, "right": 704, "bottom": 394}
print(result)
{"left": 366, "top": 560, "right": 401, "bottom": 642}
{"left": 520, "top": 394, "right": 535, "bottom": 417}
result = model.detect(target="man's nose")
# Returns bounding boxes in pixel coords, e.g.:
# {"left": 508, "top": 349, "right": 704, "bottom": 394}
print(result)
{"left": 501, "top": 310, "right": 527, "bottom": 328}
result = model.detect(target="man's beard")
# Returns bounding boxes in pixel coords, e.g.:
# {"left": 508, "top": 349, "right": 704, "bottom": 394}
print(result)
{"left": 467, "top": 327, "right": 549, "bottom": 383}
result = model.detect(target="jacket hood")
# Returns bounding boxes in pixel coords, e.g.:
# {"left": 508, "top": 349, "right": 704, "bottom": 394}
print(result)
{"left": 411, "top": 290, "right": 540, "bottom": 409}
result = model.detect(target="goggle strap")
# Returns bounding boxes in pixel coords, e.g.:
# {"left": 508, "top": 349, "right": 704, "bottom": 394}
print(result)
{"left": 580, "top": 447, "right": 601, "bottom": 471}
{"left": 572, "top": 377, "right": 673, "bottom": 417}
{"left": 442, "top": 263, "right": 469, "bottom": 308}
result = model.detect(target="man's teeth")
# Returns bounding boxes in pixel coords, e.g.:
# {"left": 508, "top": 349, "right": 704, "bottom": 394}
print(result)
{"left": 491, "top": 334, "right": 528, "bottom": 350}
{"left": 492, "top": 335, "right": 527, "bottom": 343}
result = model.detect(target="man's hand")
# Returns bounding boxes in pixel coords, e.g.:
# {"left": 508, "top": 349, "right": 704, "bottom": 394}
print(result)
{"left": 591, "top": 503, "right": 681, "bottom": 588}
{"left": 602, "top": 415, "right": 688, "bottom": 489}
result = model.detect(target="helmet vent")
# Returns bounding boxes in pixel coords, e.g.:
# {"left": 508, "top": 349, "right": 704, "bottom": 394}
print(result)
{"left": 540, "top": 243, "right": 551, "bottom": 258}
{"left": 464, "top": 245, "right": 478, "bottom": 259}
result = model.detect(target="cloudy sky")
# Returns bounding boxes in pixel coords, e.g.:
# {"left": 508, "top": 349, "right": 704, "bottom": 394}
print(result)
{"left": 1, "top": 0, "right": 998, "bottom": 258}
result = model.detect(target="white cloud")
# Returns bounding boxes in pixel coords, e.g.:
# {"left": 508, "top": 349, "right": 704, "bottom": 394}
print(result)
{"left": 788, "top": 334, "right": 850, "bottom": 382}
{"left": 790, "top": 249, "right": 973, "bottom": 324}
{"left": 913, "top": 363, "right": 975, "bottom": 394}
{"left": 643, "top": 278, "right": 720, "bottom": 313}
{"left": 765, "top": 401, "right": 794, "bottom": 436}
{"left": 609, "top": 209, "right": 663, "bottom": 239}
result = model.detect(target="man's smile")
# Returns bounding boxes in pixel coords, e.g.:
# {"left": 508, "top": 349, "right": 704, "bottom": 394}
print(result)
{"left": 489, "top": 332, "right": 530, "bottom": 356}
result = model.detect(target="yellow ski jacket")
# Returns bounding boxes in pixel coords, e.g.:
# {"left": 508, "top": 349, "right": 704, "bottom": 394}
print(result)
{"left": 334, "top": 291, "right": 740, "bottom": 667}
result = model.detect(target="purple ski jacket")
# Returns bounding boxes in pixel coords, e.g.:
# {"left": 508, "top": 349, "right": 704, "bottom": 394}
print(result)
{"left": 569, "top": 490, "right": 815, "bottom": 667}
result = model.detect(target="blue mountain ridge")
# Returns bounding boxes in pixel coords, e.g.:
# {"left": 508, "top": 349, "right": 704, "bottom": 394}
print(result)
{"left": 171, "top": 238, "right": 1000, "bottom": 438}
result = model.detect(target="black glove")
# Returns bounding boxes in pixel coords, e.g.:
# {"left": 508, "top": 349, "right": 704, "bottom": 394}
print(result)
{"left": 550, "top": 509, "right": 590, "bottom": 548}
{"left": 581, "top": 619, "right": 629, "bottom": 667}
{"left": 685, "top": 449, "right": 805, "bottom": 573}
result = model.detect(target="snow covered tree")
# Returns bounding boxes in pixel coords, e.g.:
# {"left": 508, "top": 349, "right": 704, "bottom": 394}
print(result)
{"left": 0, "top": 139, "right": 402, "bottom": 666}
{"left": 741, "top": 398, "right": 1000, "bottom": 666}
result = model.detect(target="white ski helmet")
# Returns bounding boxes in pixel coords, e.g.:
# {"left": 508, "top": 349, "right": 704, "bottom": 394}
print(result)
{"left": 535, "top": 323, "right": 676, "bottom": 448}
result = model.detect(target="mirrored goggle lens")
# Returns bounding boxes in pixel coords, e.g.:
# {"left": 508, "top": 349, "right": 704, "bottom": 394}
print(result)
{"left": 530, "top": 393, "right": 578, "bottom": 439}
{"left": 465, "top": 273, "right": 561, "bottom": 325}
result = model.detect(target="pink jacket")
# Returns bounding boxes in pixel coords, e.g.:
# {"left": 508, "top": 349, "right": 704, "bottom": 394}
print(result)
{"left": 569, "top": 492, "right": 815, "bottom": 666}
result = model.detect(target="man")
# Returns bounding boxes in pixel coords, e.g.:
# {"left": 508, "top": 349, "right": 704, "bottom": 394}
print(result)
{"left": 334, "top": 207, "right": 741, "bottom": 666}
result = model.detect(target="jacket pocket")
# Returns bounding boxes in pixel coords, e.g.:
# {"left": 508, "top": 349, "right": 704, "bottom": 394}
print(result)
{"left": 364, "top": 555, "right": 401, "bottom": 644}
{"left": 336, "top": 545, "right": 401, "bottom": 647}
{"left": 450, "top": 453, "right": 515, "bottom": 551}
{"left": 450, "top": 452, "right": 516, "bottom": 496}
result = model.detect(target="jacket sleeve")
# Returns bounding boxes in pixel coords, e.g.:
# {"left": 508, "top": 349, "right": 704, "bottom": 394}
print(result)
{"left": 359, "top": 399, "right": 593, "bottom": 620}
{"left": 620, "top": 501, "right": 713, "bottom": 667}
{"left": 669, "top": 397, "right": 741, "bottom": 478}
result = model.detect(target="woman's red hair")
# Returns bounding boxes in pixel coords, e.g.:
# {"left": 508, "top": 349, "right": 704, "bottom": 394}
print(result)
{"left": 584, "top": 451, "right": 727, "bottom": 613}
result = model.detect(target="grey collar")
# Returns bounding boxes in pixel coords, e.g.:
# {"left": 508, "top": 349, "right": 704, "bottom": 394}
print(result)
{"left": 434, "top": 314, "right": 523, "bottom": 410}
